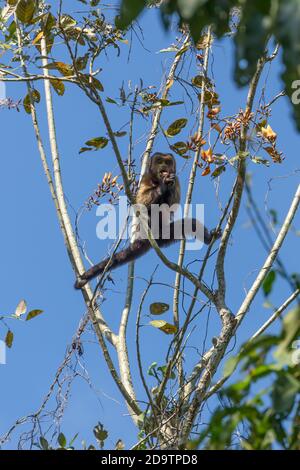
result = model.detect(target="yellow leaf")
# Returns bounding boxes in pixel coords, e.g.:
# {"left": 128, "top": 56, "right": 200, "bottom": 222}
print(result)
{"left": 260, "top": 124, "right": 277, "bottom": 142}
{"left": 201, "top": 166, "right": 211, "bottom": 176}
{"left": 50, "top": 79, "right": 65, "bottom": 96}
{"left": 32, "top": 31, "right": 44, "bottom": 45}
{"left": 201, "top": 148, "right": 214, "bottom": 163}
{"left": 150, "top": 320, "right": 177, "bottom": 335}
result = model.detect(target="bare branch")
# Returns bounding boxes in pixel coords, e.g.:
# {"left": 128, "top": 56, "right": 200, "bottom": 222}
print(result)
{"left": 251, "top": 288, "right": 300, "bottom": 340}
{"left": 236, "top": 183, "right": 300, "bottom": 324}
{"left": 140, "top": 35, "right": 190, "bottom": 176}
{"left": 173, "top": 27, "right": 212, "bottom": 331}
{"left": 205, "top": 288, "right": 300, "bottom": 401}
{"left": 216, "top": 51, "right": 270, "bottom": 304}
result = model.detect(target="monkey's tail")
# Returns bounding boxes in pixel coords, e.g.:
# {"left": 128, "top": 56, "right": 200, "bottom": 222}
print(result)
{"left": 74, "top": 240, "right": 151, "bottom": 289}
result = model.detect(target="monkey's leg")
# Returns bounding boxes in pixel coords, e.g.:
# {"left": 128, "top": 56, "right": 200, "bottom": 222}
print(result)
{"left": 157, "top": 219, "right": 221, "bottom": 248}
{"left": 74, "top": 239, "right": 151, "bottom": 289}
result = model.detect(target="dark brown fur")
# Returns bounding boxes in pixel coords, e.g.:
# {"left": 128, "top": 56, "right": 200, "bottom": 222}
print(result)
{"left": 74, "top": 153, "right": 220, "bottom": 289}
{"left": 136, "top": 152, "right": 180, "bottom": 208}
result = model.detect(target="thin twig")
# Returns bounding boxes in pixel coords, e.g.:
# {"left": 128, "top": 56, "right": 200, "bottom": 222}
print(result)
{"left": 205, "top": 287, "right": 300, "bottom": 400}
{"left": 250, "top": 288, "right": 300, "bottom": 340}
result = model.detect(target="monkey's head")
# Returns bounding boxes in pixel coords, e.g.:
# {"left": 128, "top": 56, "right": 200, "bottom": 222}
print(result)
{"left": 150, "top": 153, "right": 176, "bottom": 186}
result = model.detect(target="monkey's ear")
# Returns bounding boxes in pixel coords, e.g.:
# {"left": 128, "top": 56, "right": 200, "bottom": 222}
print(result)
{"left": 150, "top": 152, "right": 161, "bottom": 170}
{"left": 151, "top": 152, "right": 161, "bottom": 160}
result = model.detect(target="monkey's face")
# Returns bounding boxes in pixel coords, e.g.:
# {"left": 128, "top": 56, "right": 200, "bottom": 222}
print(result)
{"left": 151, "top": 153, "right": 176, "bottom": 186}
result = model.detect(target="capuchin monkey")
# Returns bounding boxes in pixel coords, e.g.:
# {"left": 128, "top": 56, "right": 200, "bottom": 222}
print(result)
{"left": 74, "top": 152, "right": 221, "bottom": 289}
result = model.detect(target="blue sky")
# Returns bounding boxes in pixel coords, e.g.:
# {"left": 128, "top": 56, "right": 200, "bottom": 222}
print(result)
{"left": 0, "top": 3, "right": 299, "bottom": 450}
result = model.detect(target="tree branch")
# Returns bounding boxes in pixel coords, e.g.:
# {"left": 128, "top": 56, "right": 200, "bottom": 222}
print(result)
{"left": 250, "top": 288, "right": 300, "bottom": 341}
{"left": 140, "top": 35, "right": 190, "bottom": 176}
{"left": 38, "top": 34, "right": 141, "bottom": 419}
{"left": 236, "top": 183, "right": 300, "bottom": 324}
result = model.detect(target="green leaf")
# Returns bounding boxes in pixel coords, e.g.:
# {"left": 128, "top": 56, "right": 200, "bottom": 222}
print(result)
{"left": 165, "top": 118, "right": 187, "bottom": 137}
{"left": 50, "top": 79, "right": 65, "bottom": 96}
{"left": 223, "top": 335, "right": 279, "bottom": 378}
{"left": 60, "top": 14, "right": 77, "bottom": 30}
{"left": 93, "top": 423, "right": 108, "bottom": 449}
{"left": 5, "top": 20, "right": 17, "bottom": 41}
{"left": 92, "top": 77, "right": 104, "bottom": 92}
{"left": 40, "top": 12, "right": 56, "bottom": 34}
{"left": 274, "top": 307, "right": 300, "bottom": 365}
{"left": 226, "top": 364, "right": 279, "bottom": 400}
{"left": 223, "top": 355, "right": 240, "bottom": 377}
{"left": 39, "top": 437, "right": 49, "bottom": 450}
{"left": 57, "top": 433, "right": 67, "bottom": 448}
{"left": 23, "top": 89, "right": 40, "bottom": 114}
{"left": 43, "top": 62, "right": 74, "bottom": 77}
{"left": 79, "top": 147, "right": 92, "bottom": 154}
{"left": 170, "top": 141, "right": 188, "bottom": 156}
{"left": 211, "top": 165, "right": 226, "bottom": 179}
{"left": 5, "top": 330, "right": 14, "bottom": 348}
{"left": 275, "top": 0, "right": 300, "bottom": 131}
{"left": 26, "top": 309, "right": 43, "bottom": 321}
{"left": 106, "top": 97, "right": 118, "bottom": 105}
{"left": 191, "top": 75, "right": 204, "bottom": 88}
{"left": 75, "top": 54, "right": 89, "bottom": 71}
{"left": 85, "top": 137, "right": 108, "bottom": 149}
{"left": 79, "top": 75, "right": 104, "bottom": 92}
{"left": 68, "top": 433, "right": 79, "bottom": 447}
{"left": 118, "top": 0, "right": 147, "bottom": 29}
{"left": 272, "top": 372, "right": 300, "bottom": 415}
{"left": 182, "top": 1, "right": 232, "bottom": 42}
{"left": 234, "top": 1, "right": 272, "bottom": 86}
{"left": 150, "top": 303, "right": 169, "bottom": 315}
{"left": 16, "top": 0, "right": 36, "bottom": 25}
{"left": 147, "top": 362, "right": 158, "bottom": 377}
{"left": 262, "top": 270, "right": 276, "bottom": 297}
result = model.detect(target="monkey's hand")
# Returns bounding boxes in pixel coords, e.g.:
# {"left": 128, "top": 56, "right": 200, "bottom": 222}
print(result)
{"left": 204, "top": 227, "right": 222, "bottom": 244}
{"left": 161, "top": 172, "right": 176, "bottom": 187}
{"left": 74, "top": 275, "right": 88, "bottom": 289}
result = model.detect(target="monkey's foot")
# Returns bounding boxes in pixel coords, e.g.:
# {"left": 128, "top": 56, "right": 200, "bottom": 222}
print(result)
{"left": 74, "top": 276, "right": 88, "bottom": 290}
{"left": 211, "top": 227, "right": 222, "bottom": 240}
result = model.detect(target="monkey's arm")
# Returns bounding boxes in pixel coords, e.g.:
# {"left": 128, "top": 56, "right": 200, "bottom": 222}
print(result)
{"left": 203, "top": 225, "right": 222, "bottom": 244}
{"left": 135, "top": 174, "right": 177, "bottom": 207}
{"left": 157, "top": 219, "right": 222, "bottom": 247}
